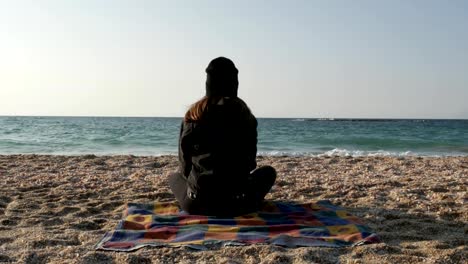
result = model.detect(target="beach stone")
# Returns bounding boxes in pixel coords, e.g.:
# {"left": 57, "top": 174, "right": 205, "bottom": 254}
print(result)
{"left": 126, "top": 255, "right": 152, "bottom": 264}
{"left": 0, "top": 254, "right": 13, "bottom": 262}
{"left": 31, "top": 238, "right": 81, "bottom": 249}
{"left": 82, "top": 252, "right": 114, "bottom": 264}
{"left": 0, "top": 219, "right": 17, "bottom": 226}
{"left": 71, "top": 220, "right": 101, "bottom": 231}
{"left": 260, "top": 252, "right": 292, "bottom": 264}
{"left": 22, "top": 252, "right": 48, "bottom": 264}
{"left": 0, "top": 237, "right": 14, "bottom": 245}
{"left": 144, "top": 161, "right": 168, "bottom": 168}
{"left": 300, "top": 249, "right": 340, "bottom": 264}
{"left": 83, "top": 154, "right": 97, "bottom": 159}
{"left": 0, "top": 196, "right": 12, "bottom": 204}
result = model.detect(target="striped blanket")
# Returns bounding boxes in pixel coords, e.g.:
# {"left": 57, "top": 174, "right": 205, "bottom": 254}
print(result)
{"left": 96, "top": 200, "right": 380, "bottom": 251}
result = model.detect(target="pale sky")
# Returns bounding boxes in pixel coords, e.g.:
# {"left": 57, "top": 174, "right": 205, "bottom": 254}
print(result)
{"left": 1, "top": 0, "right": 467, "bottom": 119}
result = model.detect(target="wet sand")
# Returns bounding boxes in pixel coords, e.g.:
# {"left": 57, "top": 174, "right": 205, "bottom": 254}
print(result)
{"left": 0, "top": 155, "right": 466, "bottom": 263}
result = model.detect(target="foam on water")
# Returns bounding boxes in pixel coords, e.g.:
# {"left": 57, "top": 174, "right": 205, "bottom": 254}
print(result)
{"left": 319, "top": 148, "right": 414, "bottom": 157}
{"left": 258, "top": 149, "right": 441, "bottom": 157}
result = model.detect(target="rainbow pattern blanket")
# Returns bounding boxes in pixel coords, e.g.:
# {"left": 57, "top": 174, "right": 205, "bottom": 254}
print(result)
{"left": 96, "top": 200, "right": 380, "bottom": 251}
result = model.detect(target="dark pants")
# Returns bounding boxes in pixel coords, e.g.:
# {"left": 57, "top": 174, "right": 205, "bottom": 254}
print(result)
{"left": 169, "top": 166, "right": 277, "bottom": 216}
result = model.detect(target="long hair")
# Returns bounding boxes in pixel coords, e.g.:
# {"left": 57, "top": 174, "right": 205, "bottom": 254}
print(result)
{"left": 184, "top": 96, "right": 253, "bottom": 122}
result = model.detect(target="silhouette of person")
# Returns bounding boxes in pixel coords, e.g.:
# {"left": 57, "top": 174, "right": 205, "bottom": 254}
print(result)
{"left": 169, "top": 57, "right": 277, "bottom": 216}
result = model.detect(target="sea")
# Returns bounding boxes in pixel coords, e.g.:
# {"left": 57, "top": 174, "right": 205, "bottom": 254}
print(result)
{"left": 0, "top": 116, "right": 467, "bottom": 157}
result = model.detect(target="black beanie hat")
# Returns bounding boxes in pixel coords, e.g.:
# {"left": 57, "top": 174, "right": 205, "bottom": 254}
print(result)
{"left": 205, "top": 57, "right": 239, "bottom": 97}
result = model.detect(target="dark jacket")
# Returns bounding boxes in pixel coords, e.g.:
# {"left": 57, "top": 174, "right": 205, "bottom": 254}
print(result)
{"left": 178, "top": 98, "right": 258, "bottom": 201}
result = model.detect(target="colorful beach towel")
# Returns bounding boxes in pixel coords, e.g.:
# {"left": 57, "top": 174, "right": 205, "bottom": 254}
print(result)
{"left": 96, "top": 200, "right": 380, "bottom": 251}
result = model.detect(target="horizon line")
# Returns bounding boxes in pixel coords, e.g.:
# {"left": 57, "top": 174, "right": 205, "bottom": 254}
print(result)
{"left": 0, "top": 114, "right": 467, "bottom": 121}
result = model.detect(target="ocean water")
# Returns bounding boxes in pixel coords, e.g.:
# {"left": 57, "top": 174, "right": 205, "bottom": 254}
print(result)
{"left": 0, "top": 116, "right": 467, "bottom": 156}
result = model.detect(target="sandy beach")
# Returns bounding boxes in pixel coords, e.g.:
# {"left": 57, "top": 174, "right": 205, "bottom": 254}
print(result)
{"left": 0, "top": 155, "right": 466, "bottom": 263}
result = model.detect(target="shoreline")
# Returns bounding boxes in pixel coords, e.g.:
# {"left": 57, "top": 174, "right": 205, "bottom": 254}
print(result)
{"left": 0, "top": 155, "right": 466, "bottom": 263}
{"left": 1, "top": 150, "right": 467, "bottom": 157}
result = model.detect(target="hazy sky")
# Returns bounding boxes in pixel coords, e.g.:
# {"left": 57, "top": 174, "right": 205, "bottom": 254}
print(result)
{"left": 1, "top": 1, "right": 467, "bottom": 118}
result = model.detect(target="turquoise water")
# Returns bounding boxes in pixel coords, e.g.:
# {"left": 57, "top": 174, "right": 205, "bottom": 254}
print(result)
{"left": 0, "top": 116, "right": 467, "bottom": 156}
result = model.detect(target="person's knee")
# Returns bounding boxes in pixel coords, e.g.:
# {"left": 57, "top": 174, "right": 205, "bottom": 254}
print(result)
{"left": 267, "top": 166, "right": 277, "bottom": 178}
{"left": 259, "top": 165, "right": 277, "bottom": 182}
{"left": 168, "top": 171, "right": 181, "bottom": 180}
{"left": 168, "top": 171, "right": 182, "bottom": 188}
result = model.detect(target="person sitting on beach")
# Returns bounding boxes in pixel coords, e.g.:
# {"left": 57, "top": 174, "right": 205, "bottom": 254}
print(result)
{"left": 169, "top": 57, "right": 277, "bottom": 216}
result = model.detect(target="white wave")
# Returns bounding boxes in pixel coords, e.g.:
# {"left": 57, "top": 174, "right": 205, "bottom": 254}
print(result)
{"left": 257, "top": 151, "right": 313, "bottom": 156}
{"left": 257, "top": 149, "right": 438, "bottom": 157}
{"left": 318, "top": 148, "right": 414, "bottom": 157}
{"left": 291, "top": 118, "right": 305, "bottom": 122}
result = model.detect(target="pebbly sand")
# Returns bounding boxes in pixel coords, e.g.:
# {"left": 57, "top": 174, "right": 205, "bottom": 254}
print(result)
{"left": 0, "top": 155, "right": 466, "bottom": 263}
